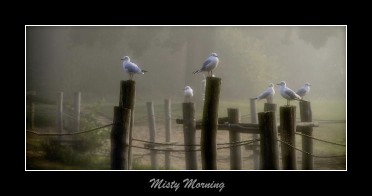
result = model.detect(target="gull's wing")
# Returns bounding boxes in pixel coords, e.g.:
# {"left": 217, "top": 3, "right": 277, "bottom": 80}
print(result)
{"left": 125, "top": 62, "right": 142, "bottom": 73}
{"left": 285, "top": 88, "right": 301, "bottom": 100}
{"left": 296, "top": 88, "right": 307, "bottom": 97}
{"left": 257, "top": 90, "right": 272, "bottom": 100}
{"left": 201, "top": 58, "right": 213, "bottom": 71}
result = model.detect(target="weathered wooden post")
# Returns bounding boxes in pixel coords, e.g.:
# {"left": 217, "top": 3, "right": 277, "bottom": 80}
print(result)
{"left": 279, "top": 106, "right": 297, "bottom": 170}
{"left": 147, "top": 101, "right": 158, "bottom": 170}
{"left": 299, "top": 101, "right": 313, "bottom": 170}
{"left": 264, "top": 103, "right": 277, "bottom": 112}
{"left": 202, "top": 78, "right": 206, "bottom": 101}
{"left": 182, "top": 102, "right": 198, "bottom": 170}
{"left": 30, "top": 100, "right": 35, "bottom": 130}
{"left": 27, "top": 91, "right": 36, "bottom": 130}
{"left": 228, "top": 108, "right": 242, "bottom": 170}
{"left": 249, "top": 99, "right": 259, "bottom": 169}
{"left": 258, "top": 111, "right": 279, "bottom": 170}
{"left": 119, "top": 80, "right": 136, "bottom": 169}
{"left": 111, "top": 107, "right": 131, "bottom": 170}
{"left": 164, "top": 99, "right": 171, "bottom": 170}
{"left": 74, "top": 92, "right": 81, "bottom": 132}
{"left": 56, "top": 92, "right": 63, "bottom": 135}
{"left": 201, "top": 77, "right": 221, "bottom": 170}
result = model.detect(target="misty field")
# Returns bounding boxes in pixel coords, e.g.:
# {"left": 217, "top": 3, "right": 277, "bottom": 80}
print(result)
{"left": 26, "top": 26, "right": 346, "bottom": 170}
{"left": 26, "top": 98, "right": 346, "bottom": 170}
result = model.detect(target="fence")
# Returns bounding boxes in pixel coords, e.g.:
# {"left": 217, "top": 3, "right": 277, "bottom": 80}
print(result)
{"left": 27, "top": 91, "right": 81, "bottom": 133}
{"left": 26, "top": 79, "right": 346, "bottom": 170}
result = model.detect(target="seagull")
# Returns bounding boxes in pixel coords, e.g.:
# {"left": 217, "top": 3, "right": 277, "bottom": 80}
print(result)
{"left": 296, "top": 82, "right": 311, "bottom": 99}
{"left": 277, "top": 81, "right": 301, "bottom": 105}
{"left": 121, "top": 56, "right": 147, "bottom": 80}
{"left": 184, "top": 86, "right": 193, "bottom": 103}
{"left": 193, "top": 53, "right": 219, "bottom": 77}
{"left": 251, "top": 83, "right": 275, "bottom": 103}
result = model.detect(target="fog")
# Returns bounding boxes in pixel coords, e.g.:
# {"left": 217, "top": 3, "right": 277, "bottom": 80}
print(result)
{"left": 26, "top": 26, "right": 346, "bottom": 104}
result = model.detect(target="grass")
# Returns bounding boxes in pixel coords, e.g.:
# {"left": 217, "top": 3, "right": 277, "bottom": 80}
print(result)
{"left": 26, "top": 134, "right": 176, "bottom": 170}
{"left": 26, "top": 134, "right": 110, "bottom": 170}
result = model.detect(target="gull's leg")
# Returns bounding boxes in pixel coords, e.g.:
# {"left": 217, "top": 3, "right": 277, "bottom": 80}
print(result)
{"left": 287, "top": 100, "right": 290, "bottom": 105}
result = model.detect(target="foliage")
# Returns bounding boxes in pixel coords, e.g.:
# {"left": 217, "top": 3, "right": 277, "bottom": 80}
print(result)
{"left": 40, "top": 138, "right": 92, "bottom": 165}
{"left": 214, "top": 28, "right": 282, "bottom": 99}
{"left": 73, "top": 98, "right": 110, "bottom": 154}
{"left": 39, "top": 99, "right": 111, "bottom": 168}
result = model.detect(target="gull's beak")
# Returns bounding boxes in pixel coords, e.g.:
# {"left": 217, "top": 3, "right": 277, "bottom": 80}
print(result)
{"left": 276, "top": 83, "right": 280, "bottom": 85}
{"left": 121, "top": 58, "right": 124, "bottom": 60}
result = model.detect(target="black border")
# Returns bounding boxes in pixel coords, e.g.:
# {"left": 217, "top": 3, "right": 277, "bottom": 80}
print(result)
{"left": 19, "top": 11, "right": 356, "bottom": 193}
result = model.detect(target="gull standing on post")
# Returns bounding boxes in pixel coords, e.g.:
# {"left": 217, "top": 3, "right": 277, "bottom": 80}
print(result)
{"left": 121, "top": 56, "right": 147, "bottom": 80}
{"left": 296, "top": 82, "right": 311, "bottom": 99}
{"left": 277, "top": 81, "right": 301, "bottom": 105}
{"left": 251, "top": 83, "right": 275, "bottom": 103}
{"left": 193, "top": 53, "right": 219, "bottom": 77}
{"left": 184, "top": 86, "right": 193, "bottom": 103}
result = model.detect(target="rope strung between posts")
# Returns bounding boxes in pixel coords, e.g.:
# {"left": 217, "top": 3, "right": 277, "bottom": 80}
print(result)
{"left": 217, "top": 139, "right": 260, "bottom": 146}
{"left": 277, "top": 139, "right": 346, "bottom": 158}
{"left": 131, "top": 145, "right": 201, "bottom": 152}
{"left": 131, "top": 139, "right": 261, "bottom": 152}
{"left": 132, "top": 138, "right": 260, "bottom": 147}
{"left": 26, "top": 123, "right": 113, "bottom": 136}
{"left": 295, "top": 132, "right": 346, "bottom": 146}
{"left": 132, "top": 138, "right": 200, "bottom": 146}
{"left": 216, "top": 139, "right": 261, "bottom": 149}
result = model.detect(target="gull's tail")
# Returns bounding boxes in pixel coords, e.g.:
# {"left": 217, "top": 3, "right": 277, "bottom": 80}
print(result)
{"left": 250, "top": 97, "right": 258, "bottom": 100}
{"left": 141, "top": 70, "right": 148, "bottom": 74}
{"left": 193, "top": 69, "right": 201, "bottom": 74}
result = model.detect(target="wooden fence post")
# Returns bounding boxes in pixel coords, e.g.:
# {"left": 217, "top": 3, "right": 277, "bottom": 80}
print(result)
{"left": 119, "top": 80, "right": 136, "bottom": 169}
{"left": 249, "top": 99, "right": 260, "bottom": 169}
{"left": 228, "top": 108, "right": 242, "bottom": 170}
{"left": 264, "top": 103, "right": 277, "bottom": 112}
{"left": 30, "top": 100, "right": 35, "bottom": 130}
{"left": 201, "top": 77, "right": 221, "bottom": 170}
{"left": 279, "top": 106, "right": 297, "bottom": 170}
{"left": 182, "top": 102, "right": 198, "bottom": 170}
{"left": 74, "top": 92, "right": 81, "bottom": 132}
{"left": 202, "top": 78, "right": 206, "bottom": 101}
{"left": 56, "top": 92, "right": 63, "bottom": 135}
{"left": 111, "top": 106, "right": 131, "bottom": 170}
{"left": 258, "top": 111, "right": 279, "bottom": 170}
{"left": 164, "top": 99, "right": 171, "bottom": 170}
{"left": 26, "top": 91, "right": 36, "bottom": 130}
{"left": 299, "top": 101, "right": 313, "bottom": 170}
{"left": 147, "top": 101, "right": 158, "bottom": 170}
{"left": 27, "top": 91, "right": 36, "bottom": 130}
